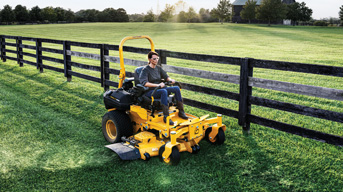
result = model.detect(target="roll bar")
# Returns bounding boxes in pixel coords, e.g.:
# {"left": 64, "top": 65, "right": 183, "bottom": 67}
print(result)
{"left": 118, "top": 36, "right": 155, "bottom": 88}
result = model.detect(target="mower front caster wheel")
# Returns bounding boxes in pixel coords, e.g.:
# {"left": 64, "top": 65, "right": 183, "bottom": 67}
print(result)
{"left": 158, "top": 145, "right": 180, "bottom": 166}
{"left": 205, "top": 127, "right": 225, "bottom": 145}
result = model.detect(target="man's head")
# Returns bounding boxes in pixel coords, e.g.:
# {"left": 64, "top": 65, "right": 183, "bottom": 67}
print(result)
{"left": 148, "top": 51, "right": 159, "bottom": 65}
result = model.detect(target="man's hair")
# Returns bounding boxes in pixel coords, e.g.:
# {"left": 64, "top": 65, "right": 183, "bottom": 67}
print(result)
{"left": 148, "top": 51, "right": 159, "bottom": 59}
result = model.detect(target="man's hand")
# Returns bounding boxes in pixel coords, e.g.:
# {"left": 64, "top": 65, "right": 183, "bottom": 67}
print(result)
{"left": 166, "top": 77, "right": 175, "bottom": 84}
{"left": 158, "top": 82, "right": 165, "bottom": 88}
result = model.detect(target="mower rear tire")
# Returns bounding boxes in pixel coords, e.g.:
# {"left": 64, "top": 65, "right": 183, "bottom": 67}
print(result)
{"left": 159, "top": 145, "right": 180, "bottom": 166}
{"left": 102, "top": 110, "right": 133, "bottom": 143}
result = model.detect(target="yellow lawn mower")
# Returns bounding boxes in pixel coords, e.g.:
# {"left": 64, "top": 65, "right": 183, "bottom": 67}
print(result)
{"left": 102, "top": 36, "right": 226, "bottom": 165}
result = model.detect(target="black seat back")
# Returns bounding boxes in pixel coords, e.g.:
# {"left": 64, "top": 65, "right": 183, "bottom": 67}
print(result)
{"left": 134, "top": 66, "right": 145, "bottom": 86}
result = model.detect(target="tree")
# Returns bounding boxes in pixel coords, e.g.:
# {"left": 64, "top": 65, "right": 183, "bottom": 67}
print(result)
{"left": 298, "top": 2, "right": 312, "bottom": 23}
{"left": 98, "top": 8, "right": 117, "bottom": 22}
{"left": 212, "top": 0, "right": 232, "bottom": 24}
{"left": 41, "top": 6, "right": 57, "bottom": 22}
{"left": 286, "top": 2, "right": 312, "bottom": 26}
{"left": 65, "top": 9, "right": 75, "bottom": 23}
{"left": 186, "top": 7, "right": 198, "bottom": 22}
{"left": 199, "top": 8, "right": 210, "bottom": 22}
{"left": 75, "top": 9, "right": 100, "bottom": 22}
{"left": 158, "top": 4, "right": 175, "bottom": 22}
{"left": 0, "top": 5, "right": 15, "bottom": 24}
{"left": 116, "top": 8, "right": 129, "bottom": 22}
{"left": 340, "top": 5, "right": 343, "bottom": 23}
{"left": 256, "top": 0, "right": 287, "bottom": 26}
{"left": 240, "top": 0, "right": 257, "bottom": 23}
{"left": 14, "top": 5, "right": 29, "bottom": 23}
{"left": 54, "top": 7, "right": 66, "bottom": 21}
{"left": 286, "top": 2, "right": 300, "bottom": 25}
{"left": 29, "top": 6, "right": 42, "bottom": 22}
{"left": 129, "top": 14, "right": 144, "bottom": 22}
{"left": 143, "top": 9, "right": 155, "bottom": 22}
{"left": 177, "top": 11, "right": 187, "bottom": 22}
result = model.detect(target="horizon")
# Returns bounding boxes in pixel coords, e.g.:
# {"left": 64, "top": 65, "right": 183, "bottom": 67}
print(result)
{"left": 0, "top": 0, "right": 341, "bottom": 20}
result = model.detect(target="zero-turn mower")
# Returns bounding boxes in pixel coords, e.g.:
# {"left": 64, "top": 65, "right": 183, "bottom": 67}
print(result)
{"left": 102, "top": 36, "right": 226, "bottom": 165}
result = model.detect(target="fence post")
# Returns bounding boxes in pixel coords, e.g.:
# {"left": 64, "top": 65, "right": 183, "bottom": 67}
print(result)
{"left": 0, "top": 35, "right": 2, "bottom": 61}
{"left": 238, "top": 58, "right": 254, "bottom": 133}
{"left": 1, "top": 36, "right": 6, "bottom": 62}
{"left": 158, "top": 49, "right": 167, "bottom": 66}
{"left": 63, "top": 41, "right": 72, "bottom": 82}
{"left": 16, "top": 36, "right": 23, "bottom": 67}
{"left": 36, "top": 38, "right": 43, "bottom": 72}
{"left": 100, "top": 44, "right": 104, "bottom": 88}
{"left": 103, "top": 44, "right": 110, "bottom": 91}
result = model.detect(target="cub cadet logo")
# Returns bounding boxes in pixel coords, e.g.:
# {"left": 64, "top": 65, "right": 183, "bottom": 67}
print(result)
{"left": 194, "top": 127, "right": 199, "bottom": 134}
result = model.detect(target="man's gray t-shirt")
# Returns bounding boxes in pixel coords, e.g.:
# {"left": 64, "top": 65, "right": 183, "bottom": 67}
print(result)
{"left": 139, "top": 65, "right": 169, "bottom": 90}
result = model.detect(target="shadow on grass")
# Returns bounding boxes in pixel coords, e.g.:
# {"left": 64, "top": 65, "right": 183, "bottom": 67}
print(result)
{"left": 0, "top": 62, "right": 105, "bottom": 126}
{"left": 1, "top": 143, "right": 246, "bottom": 191}
{"left": 240, "top": 133, "right": 292, "bottom": 190}
{"left": 1, "top": 62, "right": 102, "bottom": 100}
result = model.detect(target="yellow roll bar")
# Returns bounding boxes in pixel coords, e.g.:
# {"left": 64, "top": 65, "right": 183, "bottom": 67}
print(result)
{"left": 118, "top": 36, "right": 155, "bottom": 88}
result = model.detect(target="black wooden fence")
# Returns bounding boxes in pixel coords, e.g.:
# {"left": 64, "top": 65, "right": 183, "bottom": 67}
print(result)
{"left": 1, "top": 35, "right": 343, "bottom": 146}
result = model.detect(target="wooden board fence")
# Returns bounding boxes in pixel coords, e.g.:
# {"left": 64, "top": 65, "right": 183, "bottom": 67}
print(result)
{"left": 1, "top": 34, "right": 343, "bottom": 146}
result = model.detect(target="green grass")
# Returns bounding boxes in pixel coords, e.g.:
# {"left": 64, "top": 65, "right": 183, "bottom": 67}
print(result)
{"left": 1, "top": 23, "right": 343, "bottom": 191}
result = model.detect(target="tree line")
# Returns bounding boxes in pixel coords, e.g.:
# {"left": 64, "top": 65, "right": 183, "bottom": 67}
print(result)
{"left": 241, "top": 0, "right": 343, "bottom": 26}
{"left": 0, "top": 3, "right": 218, "bottom": 24}
{"left": 0, "top": 1, "right": 342, "bottom": 26}
{"left": 0, "top": 5, "right": 129, "bottom": 24}
{"left": 130, "top": 0, "right": 342, "bottom": 26}
{"left": 239, "top": 0, "right": 312, "bottom": 26}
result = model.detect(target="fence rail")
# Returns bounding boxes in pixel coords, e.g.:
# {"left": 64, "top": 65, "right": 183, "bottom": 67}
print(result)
{"left": 1, "top": 35, "right": 343, "bottom": 146}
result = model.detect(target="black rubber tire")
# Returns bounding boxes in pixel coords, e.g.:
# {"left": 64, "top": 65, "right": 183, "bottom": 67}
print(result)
{"left": 191, "top": 145, "right": 199, "bottom": 154}
{"left": 205, "top": 127, "right": 225, "bottom": 145}
{"left": 215, "top": 128, "right": 225, "bottom": 145}
{"left": 144, "top": 153, "right": 151, "bottom": 161}
{"left": 102, "top": 110, "right": 133, "bottom": 143}
{"left": 191, "top": 146, "right": 197, "bottom": 154}
{"left": 195, "top": 145, "right": 200, "bottom": 153}
{"left": 158, "top": 145, "right": 181, "bottom": 166}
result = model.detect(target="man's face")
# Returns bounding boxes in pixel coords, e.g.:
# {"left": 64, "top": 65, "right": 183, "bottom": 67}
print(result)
{"left": 150, "top": 55, "right": 159, "bottom": 65}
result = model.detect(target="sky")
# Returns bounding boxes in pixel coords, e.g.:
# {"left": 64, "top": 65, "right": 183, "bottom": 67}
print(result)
{"left": 0, "top": 0, "right": 342, "bottom": 20}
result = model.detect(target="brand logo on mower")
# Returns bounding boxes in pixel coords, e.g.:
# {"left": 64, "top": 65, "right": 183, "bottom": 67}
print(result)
{"left": 195, "top": 128, "right": 199, "bottom": 134}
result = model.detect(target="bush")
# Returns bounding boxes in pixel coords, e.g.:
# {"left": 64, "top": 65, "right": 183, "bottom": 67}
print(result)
{"left": 313, "top": 20, "right": 328, "bottom": 26}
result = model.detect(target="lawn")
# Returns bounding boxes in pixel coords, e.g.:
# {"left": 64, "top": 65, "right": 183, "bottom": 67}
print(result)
{"left": 0, "top": 23, "right": 343, "bottom": 191}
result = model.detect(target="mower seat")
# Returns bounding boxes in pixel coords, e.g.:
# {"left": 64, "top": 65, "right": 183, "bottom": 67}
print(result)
{"left": 122, "top": 66, "right": 143, "bottom": 90}
{"left": 134, "top": 66, "right": 144, "bottom": 86}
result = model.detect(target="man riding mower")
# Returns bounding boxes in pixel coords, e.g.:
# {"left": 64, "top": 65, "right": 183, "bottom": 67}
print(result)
{"left": 102, "top": 36, "right": 226, "bottom": 165}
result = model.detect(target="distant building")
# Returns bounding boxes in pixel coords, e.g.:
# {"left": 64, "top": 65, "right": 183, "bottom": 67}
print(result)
{"left": 232, "top": 0, "right": 295, "bottom": 24}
